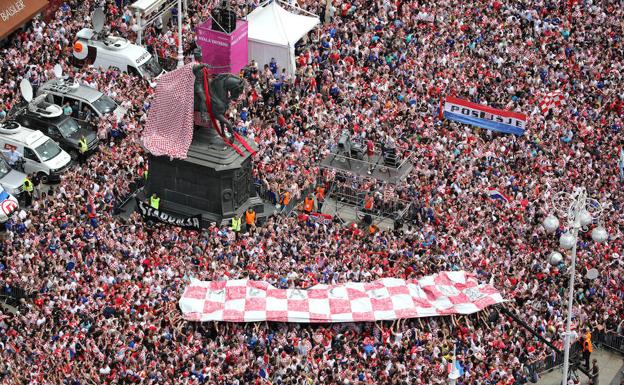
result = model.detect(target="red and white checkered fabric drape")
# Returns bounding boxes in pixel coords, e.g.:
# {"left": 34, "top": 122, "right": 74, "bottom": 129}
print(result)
{"left": 143, "top": 63, "right": 196, "bottom": 159}
{"left": 539, "top": 90, "right": 565, "bottom": 114}
{"left": 179, "top": 271, "right": 506, "bottom": 323}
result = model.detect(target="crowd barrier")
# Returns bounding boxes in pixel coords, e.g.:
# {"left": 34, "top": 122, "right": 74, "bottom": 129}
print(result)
{"left": 254, "top": 182, "right": 314, "bottom": 217}
{"left": 113, "top": 180, "right": 144, "bottom": 215}
{"left": 525, "top": 341, "right": 583, "bottom": 378}
{"left": 526, "top": 331, "right": 624, "bottom": 378}
{"left": 0, "top": 283, "right": 32, "bottom": 309}
{"left": 282, "top": 187, "right": 313, "bottom": 217}
{"left": 330, "top": 184, "right": 411, "bottom": 220}
{"left": 593, "top": 330, "right": 624, "bottom": 354}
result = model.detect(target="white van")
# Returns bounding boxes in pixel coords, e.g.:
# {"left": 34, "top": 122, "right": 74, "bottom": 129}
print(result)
{"left": 72, "top": 28, "right": 165, "bottom": 80}
{"left": 0, "top": 121, "right": 71, "bottom": 184}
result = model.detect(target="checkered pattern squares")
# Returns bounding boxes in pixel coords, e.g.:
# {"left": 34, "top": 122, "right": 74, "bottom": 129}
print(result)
{"left": 539, "top": 90, "right": 565, "bottom": 114}
{"left": 308, "top": 298, "right": 331, "bottom": 322}
{"left": 143, "top": 63, "right": 196, "bottom": 159}
{"left": 179, "top": 272, "right": 506, "bottom": 323}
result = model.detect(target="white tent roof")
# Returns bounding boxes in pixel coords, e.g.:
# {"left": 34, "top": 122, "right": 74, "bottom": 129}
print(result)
{"left": 246, "top": 0, "right": 320, "bottom": 47}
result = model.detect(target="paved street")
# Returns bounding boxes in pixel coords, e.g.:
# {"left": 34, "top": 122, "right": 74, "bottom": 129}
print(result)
{"left": 537, "top": 348, "right": 623, "bottom": 385}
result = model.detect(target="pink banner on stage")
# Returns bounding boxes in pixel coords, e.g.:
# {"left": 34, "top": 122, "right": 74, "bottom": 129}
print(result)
{"left": 196, "top": 20, "right": 248, "bottom": 75}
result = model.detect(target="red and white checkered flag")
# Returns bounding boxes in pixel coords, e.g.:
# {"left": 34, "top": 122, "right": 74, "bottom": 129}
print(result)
{"left": 143, "top": 63, "right": 196, "bottom": 159}
{"left": 525, "top": 49, "right": 538, "bottom": 63}
{"left": 179, "top": 271, "right": 506, "bottom": 323}
{"left": 539, "top": 90, "right": 565, "bottom": 114}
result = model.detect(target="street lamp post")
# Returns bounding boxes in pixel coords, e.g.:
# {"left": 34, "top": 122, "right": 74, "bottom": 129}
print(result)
{"left": 177, "top": 0, "right": 184, "bottom": 68}
{"left": 448, "top": 371, "right": 459, "bottom": 385}
{"left": 448, "top": 343, "right": 460, "bottom": 385}
{"left": 542, "top": 187, "right": 608, "bottom": 385}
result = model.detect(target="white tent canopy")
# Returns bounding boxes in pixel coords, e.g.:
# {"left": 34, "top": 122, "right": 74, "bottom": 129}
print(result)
{"left": 246, "top": 0, "right": 320, "bottom": 75}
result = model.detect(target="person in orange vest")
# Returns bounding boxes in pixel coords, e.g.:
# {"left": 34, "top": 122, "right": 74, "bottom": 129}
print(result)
{"left": 303, "top": 195, "right": 315, "bottom": 213}
{"left": 280, "top": 190, "right": 291, "bottom": 207}
{"left": 363, "top": 194, "right": 374, "bottom": 212}
{"left": 315, "top": 185, "right": 325, "bottom": 203}
{"left": 582, "top": 328, "right": 593, "bottom": 369}
{"left": 368, "top": 224, "right": 378, "bottom": 235}
{"left": 245, "top": 207, "right": 256, "bottom": 233}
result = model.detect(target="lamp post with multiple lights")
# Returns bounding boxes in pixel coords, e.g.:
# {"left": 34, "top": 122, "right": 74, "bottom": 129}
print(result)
{"left": 542, "top": 187, "right": 608, "bottom": 385}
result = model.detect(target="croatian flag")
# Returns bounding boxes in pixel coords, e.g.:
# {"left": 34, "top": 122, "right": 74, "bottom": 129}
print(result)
{"left": 443, "top": 96, "right": 526, "bottom": 135}
{"left": 488, "top": 188, "right": 511, "bottom": 203}
{"left": 447, "top": 343, "right": 465, "bottom": 377}
{"left": 448, "top": 360, "right": 465, "bottom": 376}
{"left": 539, "top": 90, "right": 565, "bottom": 114}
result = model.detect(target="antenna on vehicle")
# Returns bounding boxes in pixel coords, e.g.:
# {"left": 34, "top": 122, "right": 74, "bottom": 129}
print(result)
{"left": 54, "top": 63, "right": 78, "bottom": 89}
{"left": 21, "top": 78, "right": 63, "bottom": 118}
{"left": 53, "top": 64, "right": 63, "bottom": 79}
{"left": 53, "top": 63, "right": 67, "bottom": 86}
{"left": 20, "top": 79, "right": 33, "bottom": 103}
{"left": 92, "top": 8, "right": 105, "bottom": 35}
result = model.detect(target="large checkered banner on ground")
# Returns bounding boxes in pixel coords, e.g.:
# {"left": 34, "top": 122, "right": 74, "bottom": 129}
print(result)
{"left": 179, "top": 271, "right": 505, "bottom": 323}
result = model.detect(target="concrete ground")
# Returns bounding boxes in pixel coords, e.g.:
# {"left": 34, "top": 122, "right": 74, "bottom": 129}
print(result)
{"left": 320, "top": 197, "right": 397, "bottom": 230}
{"left": 611, "top": 360, "right": 624, "bottom": 385}
{"left": 0, "top": 303, "right": 17, "bottom": 315}
{"left": 537, "top": 348, "right": 623, "bottom": 385}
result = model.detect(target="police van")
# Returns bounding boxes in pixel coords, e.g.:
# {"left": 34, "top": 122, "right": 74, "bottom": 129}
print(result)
{"left": 72, "top": 28, "right": 165, "bottom": 80}
{"left": 38, "top": 78, "right": 126, "bottom": 122}
{"left": 0, "top": 121, "right": 71, "bottom": 184}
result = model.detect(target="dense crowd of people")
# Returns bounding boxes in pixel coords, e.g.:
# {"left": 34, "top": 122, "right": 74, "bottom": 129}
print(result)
{"left": 1, "top": 0, "right": 623, "bottom": 384}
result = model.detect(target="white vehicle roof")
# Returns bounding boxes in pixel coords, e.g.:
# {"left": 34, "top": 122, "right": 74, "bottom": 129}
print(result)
{"left": 76, "top": 28, "right": 153, "bottom": 66}
{"left": 130, "top": 0, "right": 171, "bottom": 15}
{"left": 1, "top": 126, "right": 48, "bottom": 147}
{"left": 76, "top": 28, "right": 95, "bottom": 40}
{"left": 39, "top": 79, "right": 106, "bottom": 104}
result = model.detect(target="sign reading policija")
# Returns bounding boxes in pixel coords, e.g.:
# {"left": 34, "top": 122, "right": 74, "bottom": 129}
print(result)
{"left": 135, "top": 198, "right": 202, "bottom": 230}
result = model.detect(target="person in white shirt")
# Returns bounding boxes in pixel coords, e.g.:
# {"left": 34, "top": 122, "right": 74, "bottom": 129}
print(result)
{"left": 2, "top": 148, "right": 22, "bottom": 168}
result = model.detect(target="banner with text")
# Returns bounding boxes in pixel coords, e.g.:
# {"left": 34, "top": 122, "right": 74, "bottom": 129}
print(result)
{"left": 135, "top": 198, "right": 201, "bottom": 230}
{"left": 443, "top": 96, "right": 526, "bottom": 135}
{"left": 195, "top": 19, "right": 248, "bottom": 75}
{"left": 1, "top": 0, "right": 48, "bottom": 39}
{"left": 179, "top": 271, "right": 506, "bottom": 323}
{"left": 297, "top": 212, "right": 333, "bottom": 225}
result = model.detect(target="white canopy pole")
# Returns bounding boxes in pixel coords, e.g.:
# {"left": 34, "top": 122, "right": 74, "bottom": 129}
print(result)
{"left": 177, "top": 0, "right": 184, "bottom": 67}
{"left": 136, "top": 11, "right": 142, "bottom": 45}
